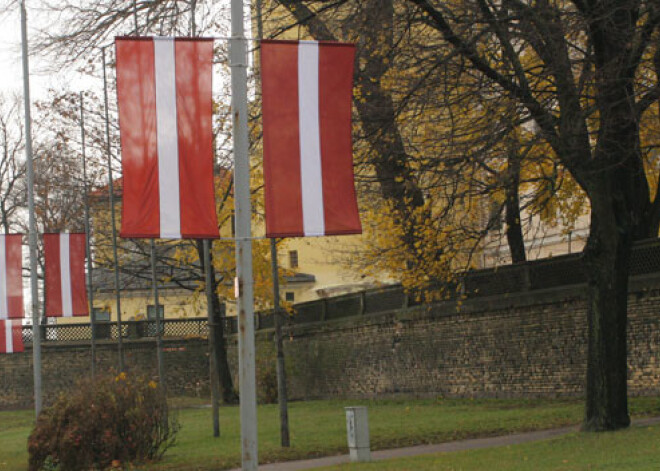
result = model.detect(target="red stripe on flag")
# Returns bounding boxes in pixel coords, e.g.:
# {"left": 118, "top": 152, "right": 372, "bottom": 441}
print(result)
{"left": 44, "top": 234, "right": 63, "bottom": 317}
{"left": 69, "top": 234, "right": 89, "bottom": 316}
{"left": 318, "top": 44, "right": 361, "bottom": 235}
{"left": 0, "top": 320, "right": 6, "bottom": 353}
{"left": 11, "top": 320, "right": 23, "bottom": 353}
{"left": 175, "top": 39, "right": 219, "bottom": 238}
{"left": 262, "top": 41, "right": 304, "bottom": 238}
{"left": 116, "top": 38, "right": 161, "bottom": 238}
{"left": 5, "top": 235, "right": 24, "bottom": 319}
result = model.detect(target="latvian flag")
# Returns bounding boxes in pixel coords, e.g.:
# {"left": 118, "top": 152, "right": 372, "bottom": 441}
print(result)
{"left": 0, "top": 234, "right": 24, "bottom": 320}
{"left": 44, "top": 233, "right": 88, "bottom": 317}
{"left": 261, "top": 40, "right": 362, "bottom": 238}
{"left": 115, "top": 37, "right": 218, "bottom": 239}
{"left": 0, "top": 320, "right": 23, "bottom": 354}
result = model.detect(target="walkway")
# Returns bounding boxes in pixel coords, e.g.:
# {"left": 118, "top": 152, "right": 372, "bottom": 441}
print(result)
{"left": 231, "top": 416, "right": 660, "bottom": 471}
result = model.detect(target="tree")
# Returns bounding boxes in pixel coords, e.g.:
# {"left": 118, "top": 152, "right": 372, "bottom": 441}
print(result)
{"left": 0, "top": 94, "right": 27, "bottom": 233}
{"left": 270, "top": 0, "right": 660, "bottom": 431}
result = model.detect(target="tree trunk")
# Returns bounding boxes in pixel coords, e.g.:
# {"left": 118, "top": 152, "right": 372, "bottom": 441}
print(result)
{"left": 505, "top": 155, "right": 526, "bottom": 263}
{"left": 196, "top": 241, "right": 238, "bottom": 404}
{"left": 209, "top": 283, "right": 238, "bottom": 404}
{"left": 582, "top": 204, "right": 631, "bottom": 431}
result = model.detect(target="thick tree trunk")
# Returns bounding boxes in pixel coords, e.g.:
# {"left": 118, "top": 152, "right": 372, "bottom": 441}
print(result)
{"left": 505, "top": 156, "right": 526, "bottom": 263}
{"left": 582, "top": 206, "right": 631, "bottom": 431}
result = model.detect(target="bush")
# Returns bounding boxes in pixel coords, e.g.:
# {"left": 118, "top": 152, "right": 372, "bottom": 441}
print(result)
{"left": 28, "top": 373, "right": 179, "bottom": 471}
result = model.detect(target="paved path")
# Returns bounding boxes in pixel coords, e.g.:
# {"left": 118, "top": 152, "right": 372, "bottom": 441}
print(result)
{"left": 230, "top": 416, "right": 660, "bottom": 471}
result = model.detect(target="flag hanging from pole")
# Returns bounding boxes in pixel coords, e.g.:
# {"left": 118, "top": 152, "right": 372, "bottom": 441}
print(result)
{"left": 44, "top": 233, "right": 88, "bottom": 317}
{"left": 115, "top": 37, "right": 218, "bottom": 239}
{"left": 261, "top": 40, "right": 362, "bottom": 238}
{"left": 0, "top": 234, "right": 24, "bottom": 320}
{"left": 0, "top": 320, "right": 23, "bottom": 354}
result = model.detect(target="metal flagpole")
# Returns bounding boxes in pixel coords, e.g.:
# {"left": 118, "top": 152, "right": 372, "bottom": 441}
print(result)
{"left": 80, "top": 92, "right": 97, "bottom": 377}
{"left": 101, "top": 47, "right": 125, "bottom": 372}
{"left": 19, "top": 0, "right": 42, "bottom": 416}
{"left": 150, "top": 239, "right": 166, "bottom": 392}
{"left": 230, "top": 0, "right": 258, "bottom": 468}
{"left": 270, "top": 239, "right": 290, "bottom": 447}
{"left": 203, "top": 239, "right": 220, "bottom": 437}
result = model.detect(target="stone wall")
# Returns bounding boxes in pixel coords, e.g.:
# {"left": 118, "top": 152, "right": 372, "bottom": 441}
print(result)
{"left": 2, "top": 276, "right": 660, "bottom": 409}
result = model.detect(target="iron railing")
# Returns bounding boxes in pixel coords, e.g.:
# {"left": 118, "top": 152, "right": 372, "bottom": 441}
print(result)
{"left": 22, "top": 238, "right": 660, "bottom": 344}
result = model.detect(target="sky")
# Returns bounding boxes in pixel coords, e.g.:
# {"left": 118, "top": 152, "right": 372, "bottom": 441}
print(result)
{"left": 0, "top": 3, "right": 82, "bottom": 99}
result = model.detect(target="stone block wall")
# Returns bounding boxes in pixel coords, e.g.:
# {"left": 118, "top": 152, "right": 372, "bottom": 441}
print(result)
{"left": 2, "top": 280, "right": 660, "bottom": 409}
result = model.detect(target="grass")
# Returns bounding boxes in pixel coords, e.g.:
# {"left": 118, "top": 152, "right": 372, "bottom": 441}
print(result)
{"left": 0, "top": 396, "right": 658, "bottom": 470}
{"left": 320, "top": 423, "right": 660, "bottom": 470}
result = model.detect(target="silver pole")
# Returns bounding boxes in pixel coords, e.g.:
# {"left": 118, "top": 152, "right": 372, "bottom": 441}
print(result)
{"left": 230, "top": 0, "right": 258, "bottom": 468}
{"left": 80, "top": 92, "right": 97, "bottom": 377}
{"left": 19, "top": 0, "right": 42, "bottom": 416}
{"left": 150, "top": 239, "right": 166, "bottom": 391}
{"left": 270, "top": 239, "right": 290, "bottom": 447}
{"left": 101, "top": 47, "right": 125, "bottom": 372}
{"left": 203, "top": 239, "right": 220, "bottom": 437}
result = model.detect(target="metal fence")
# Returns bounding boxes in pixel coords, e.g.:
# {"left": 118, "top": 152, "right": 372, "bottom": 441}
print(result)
{"left": 22, "top": 238, "right": 660, "bottom": 345}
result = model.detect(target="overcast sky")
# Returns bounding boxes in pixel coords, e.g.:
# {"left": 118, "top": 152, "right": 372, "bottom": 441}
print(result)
{"left": 0, "top": 2, "right": 84, "bottom": 99}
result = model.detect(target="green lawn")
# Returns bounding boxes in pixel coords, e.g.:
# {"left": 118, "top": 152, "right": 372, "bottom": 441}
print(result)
{"left": 0, "top": 397, "right": 658, "bottom": 470}
{"left": 321, "top": 423, "right": 660, "bottom": 470}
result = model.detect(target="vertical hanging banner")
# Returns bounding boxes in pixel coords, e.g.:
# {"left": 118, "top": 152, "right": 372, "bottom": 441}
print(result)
{"left": 44, "top": 233, "right": 88, "bottom": 317}
{"left": 261, "top": 40, "right": 362, "bottom": 238}
{"left": 0, "top": 320, "right": 23, "bottom": 354}
{"left": 0, "top": 234, "right": 24, "bottom": 320}
{"left": 115, "top": 37, "right": 218, "bottom": 239}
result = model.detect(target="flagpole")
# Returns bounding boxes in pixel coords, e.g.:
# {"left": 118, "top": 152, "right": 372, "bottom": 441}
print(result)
{"left": 19, "top": 0, "right": 42, "bottom": 416}
{"left": 270, "top": 239, "right": 290, "bottom": 447}
{"left": 150, "top": 239, "right": 166, "bottom": 392}
{"left": 101, "top": 47, "right": 125, "bottom": 372}
{"left": 203, "top": 239, "right": 221, "bottom": 437}
{"left": 80, "top": 92, "right": 97, "bottom": 377}
{"left": 230, "top": 0, "right": 258, "bottom": 468}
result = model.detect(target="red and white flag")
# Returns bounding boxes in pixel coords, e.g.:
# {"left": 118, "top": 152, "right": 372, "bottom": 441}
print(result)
{"left": 115, "top": 37, "right": 218, "bottom": 239}
{"left": 261, "top": 40, "right": 362, "bottom": 238}
{"left": 44, "top": 233, "right": 88, "bottom": 317}
{"left": 0, "top": 320, "right": 23, "bottom": 354}
{"left": 0, "top": 234, "right": 24, "bottom": 320}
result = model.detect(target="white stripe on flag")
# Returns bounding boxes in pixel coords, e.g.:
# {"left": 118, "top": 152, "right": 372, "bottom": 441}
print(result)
{"left": 154, "top": 38, "right": 182, "bottom": 239}
{"left": 0, "top": 238, "right": 8, "bottom": 320}
{"left": 60, "top": 234, "right": 73, "bottom": 317}
{"left": 5, "top": 320, "right": 13, "bottom": 353}
{"left": 298, "top": 41, "right": 325, "bottom": 237}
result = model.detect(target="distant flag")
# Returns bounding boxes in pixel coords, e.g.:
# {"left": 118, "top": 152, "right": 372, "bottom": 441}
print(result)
{"left": 261, "top": 40, "right": 362, "bottom": 238}
{"left": 0, "top": 320, "right": 23, "bottom": 354}
{"left": 44, "top": 233, "right": 88, "bottom": 317}
{"left": 0, "top": 234, "right": 24, "bottom": 320}
{"left": 115, "top": 37, "right": 218, "bottom": 239}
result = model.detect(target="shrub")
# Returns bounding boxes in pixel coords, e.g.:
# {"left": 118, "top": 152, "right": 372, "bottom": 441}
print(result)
{"left": 28, "top": 373, "right": 179, "bottom": 471}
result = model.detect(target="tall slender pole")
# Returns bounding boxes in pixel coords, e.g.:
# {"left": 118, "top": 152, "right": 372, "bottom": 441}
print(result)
{"left": 203, "top": 239, "right": 220, "bottom": 437}
{"left": 80, "top": 92, "right": 97, "bottom": 377}
{"left": 150, "top": 239, "right": 166, "bottom": 391}
{"left": 20, "top": 0, "right": 42, "bottom": 416}
{"left": 101, "top": 47, "right": 125, "bottom": 372}
{"left": 230, "top": 0, "right": 258, "bottom": 468}
{"left": 132, "top": 0, "right": 139, "bottom": 35}
{"left": 270, "top": 239, "right": 290, "bottom": 447}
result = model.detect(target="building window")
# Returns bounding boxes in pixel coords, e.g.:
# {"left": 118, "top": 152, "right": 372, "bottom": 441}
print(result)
{"left": 285, "top": 292, "right": 295, "bottom": 302}
{"left": 93, "top": 308, "right": 111, "bottom": 322}
{"left": 289, "top": 250, "right": 299, "bottom": 269}
{"left": 147, "top": 305, "right": 165, "bottom": 320}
